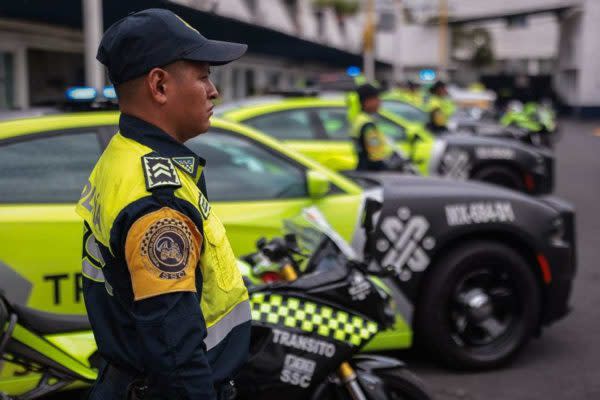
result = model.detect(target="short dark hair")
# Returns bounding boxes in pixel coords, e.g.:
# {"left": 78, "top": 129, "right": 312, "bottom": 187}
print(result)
{"left": 356, "top": 84, "right": 381, "bottom": 104}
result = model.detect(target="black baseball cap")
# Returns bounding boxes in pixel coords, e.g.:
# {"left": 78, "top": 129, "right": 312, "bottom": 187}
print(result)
{"left": 97, "top": 8, "right": 248, "bottom": 85}
{"left": 356, "top": 83, "right": 382, "bottom": 103}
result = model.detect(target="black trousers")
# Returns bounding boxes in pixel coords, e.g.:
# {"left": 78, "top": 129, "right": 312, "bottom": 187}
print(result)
{"left": 87, "top": 363, "right": 235, "bottom": 400}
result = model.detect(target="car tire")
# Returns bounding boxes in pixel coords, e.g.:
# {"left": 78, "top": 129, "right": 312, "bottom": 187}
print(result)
{"left": 472, "top": 165, "right": 524, "bottom": 191}
{"left": 416, "top": 240, "right": 540, "bottom": 370}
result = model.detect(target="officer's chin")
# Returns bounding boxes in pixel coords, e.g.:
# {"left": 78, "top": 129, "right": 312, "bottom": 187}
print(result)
{"left": 195, "top": 120, "right": 211, "bottom": 136}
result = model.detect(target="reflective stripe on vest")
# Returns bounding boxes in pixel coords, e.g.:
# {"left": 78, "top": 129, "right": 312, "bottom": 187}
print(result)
{"left": 82, "top": 259, "right": 105, "bottom": 282}
{"left": 204, "top": 300, "right": 251, "bottom": 350}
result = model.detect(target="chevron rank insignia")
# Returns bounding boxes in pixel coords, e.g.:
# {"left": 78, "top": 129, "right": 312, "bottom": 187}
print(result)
{"left": 172, "top": 156, "right": 196, "bottom": 175}
{"left": 142, "top": 156, "right": 181, "bottom": 190}
{"left": 198, "top": 192, "right": 211, "bottom": 219}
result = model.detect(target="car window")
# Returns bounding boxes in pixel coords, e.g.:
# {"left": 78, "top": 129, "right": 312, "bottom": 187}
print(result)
{"left": 315, "top": 108, "right": 351, "bottom": 140}
{"left": 383, "top": 100, "right": 429, "bottom": 124}
{"left": 375, "top": 116, "right": 407, "bottom": 141}
{"left": 187, "top": 131, "right": 307, "bottom": 202}
{"left": 244, "top": 109, "right": 315, "bottom": 140}
{"left": 0, "top": 130, "right": 101, "bottom": 203}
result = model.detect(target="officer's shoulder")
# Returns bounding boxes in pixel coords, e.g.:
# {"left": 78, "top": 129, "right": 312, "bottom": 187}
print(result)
{"left": 141, "top": 152, "right": 182, "bottom": 192}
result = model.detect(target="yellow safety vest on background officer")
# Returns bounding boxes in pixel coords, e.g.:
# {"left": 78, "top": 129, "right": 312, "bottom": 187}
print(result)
{"left": 350, "top": 111, "right": 394, "bottom": 171}
{"left": 426, "top": 81, "right": 456, "bottom": 132}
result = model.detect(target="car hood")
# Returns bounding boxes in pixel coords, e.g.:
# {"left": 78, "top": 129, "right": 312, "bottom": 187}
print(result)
{"left": 442, "top": 133, "right": 552, "bottom": 157}
{"left": 350, "top": 172, "right": 562, "bottom": 212}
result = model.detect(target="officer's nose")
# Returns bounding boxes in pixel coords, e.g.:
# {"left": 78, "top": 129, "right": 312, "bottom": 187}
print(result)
{"left": 207, "top": 79, "right": 218, "bottom": 100}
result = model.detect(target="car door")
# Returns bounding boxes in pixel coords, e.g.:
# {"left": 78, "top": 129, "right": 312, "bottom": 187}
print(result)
{"left": 242, "top": 108, "right": 357, "bottom": 171}
{"left": 0, "top": 128, "right": 104, "bottom": 314}
{"left": 186, "top": 129, "right": 363, "bottom": 256}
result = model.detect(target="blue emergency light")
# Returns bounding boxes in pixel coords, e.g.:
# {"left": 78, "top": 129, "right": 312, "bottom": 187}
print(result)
{"left": 65, "top": 86, "right": 98, "bottom": 101}
{"left": 346, "top": 66, "right": 361, "bottom": 77}
{"left": 103, "top": 85, "right": 117, "bottom": 100}
{"left": 419, "top": 69, "right": 437, "bottom": 82}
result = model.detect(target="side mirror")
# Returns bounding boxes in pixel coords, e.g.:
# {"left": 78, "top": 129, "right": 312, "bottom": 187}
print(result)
{"left": 307, "top": 170, "right": 331, "bottom": 200}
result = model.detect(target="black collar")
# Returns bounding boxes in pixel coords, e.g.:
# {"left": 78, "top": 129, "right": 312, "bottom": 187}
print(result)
{"left": 119, "top": 114, "right": 205, "bottom": 180}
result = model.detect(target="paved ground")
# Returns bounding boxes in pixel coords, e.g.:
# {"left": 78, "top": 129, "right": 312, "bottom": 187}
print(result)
{"left": 404, "top": 119, "right": 600, "bottom": 400}
{"left": 47, "top": 119, "right": 599, "bottom": 400}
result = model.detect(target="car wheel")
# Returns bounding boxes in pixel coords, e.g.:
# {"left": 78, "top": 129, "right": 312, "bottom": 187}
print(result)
{"left": 472, "top": 165, "right": 524, "bottom": 191}
{"left": 416, "top": 241, "right": 540, "bottom": 370}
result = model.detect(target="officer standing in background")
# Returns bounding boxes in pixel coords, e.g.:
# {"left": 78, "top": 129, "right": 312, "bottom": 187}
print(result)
{"left": 349, "top": 83, "right": 402, "bottom": 171}
{"left": 76, "top": 9, "right": 251, "bottom": 399}
{"left": 426, "top": 80, "right": 456, "bottom": 132}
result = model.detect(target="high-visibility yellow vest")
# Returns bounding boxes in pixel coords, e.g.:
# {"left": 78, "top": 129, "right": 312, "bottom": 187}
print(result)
{"left": 76, "top": 132, "right": 249, "bottom": 350}
{"left": 350, "top": 112, "right": 393, "bottom": 162}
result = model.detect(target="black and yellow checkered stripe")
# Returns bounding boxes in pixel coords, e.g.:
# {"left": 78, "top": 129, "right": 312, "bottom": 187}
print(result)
{"left": 250, "top": 293, "right": 379, "bottom": 347}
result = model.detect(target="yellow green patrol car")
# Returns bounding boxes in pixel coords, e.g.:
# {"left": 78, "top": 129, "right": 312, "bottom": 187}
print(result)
{"left": 218, "top": 96, "right": 555, "bottom": 195}
{"left": 0, "top": 108, "right": 575, "bottom": 397}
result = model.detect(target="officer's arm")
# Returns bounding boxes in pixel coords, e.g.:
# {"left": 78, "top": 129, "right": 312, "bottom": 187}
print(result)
{"left": 125, "top": 207, "right": 216, "bottom": 399}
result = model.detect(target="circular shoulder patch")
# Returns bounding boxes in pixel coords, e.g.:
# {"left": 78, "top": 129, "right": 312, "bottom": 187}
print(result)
{"left": 141, "top": 218, "right": 192, "bottom": 279}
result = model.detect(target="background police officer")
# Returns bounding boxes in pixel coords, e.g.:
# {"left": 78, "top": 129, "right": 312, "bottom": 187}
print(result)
{"left": 76, "top": 9, "right": 251, "bottom": 399}
{"left": 426, "top": 80, "right": 456, "bottom": 132}
{"left": 349, "top": 83, "right": 408, "bottom": 171}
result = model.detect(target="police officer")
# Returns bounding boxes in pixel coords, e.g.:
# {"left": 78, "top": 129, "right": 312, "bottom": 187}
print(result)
{"left": 426, "top": 80, "right": 456, "bottom": 132}
{"left": 349, "top": 83, "right": 408, "bottom": 171}
{"left": 76, "top": 9, "right": 250, "bottom": 399}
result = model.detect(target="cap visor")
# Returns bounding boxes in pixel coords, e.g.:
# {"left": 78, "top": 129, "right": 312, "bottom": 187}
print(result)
{"left": 184, "top": 39, "right": 247, "bottom": 66}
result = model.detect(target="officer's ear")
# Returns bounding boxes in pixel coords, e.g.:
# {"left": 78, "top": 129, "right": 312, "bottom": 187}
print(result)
{"left": 146, "top": 67, "right": 169, "bottom": 105}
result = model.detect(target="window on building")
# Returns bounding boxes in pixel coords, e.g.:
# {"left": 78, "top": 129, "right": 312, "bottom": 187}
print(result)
{"left": 0, "top": 52, "right": 14, "bottom": 109}
{"left": 28, "top": 49, "right": 84, "bottom": 106}
{"left": 283, "top": 0, "right": 300, "bottom": 32}
{"left": 315, "top": 10, "right": 325, "bottom": 37}
{"left": 245, "top": 110, "right": 315, "bottom": 140}
{"left": 244, "top": 0, "right": 257, "bottom": 14}
{"left": 245, "top": 69, "right": 256, "bottom": 96}
{"left": 0, "top": 131, "right": 102, "bottom": 203}
{"left": 187, "top": 131, "right": 307, "bottom": 201}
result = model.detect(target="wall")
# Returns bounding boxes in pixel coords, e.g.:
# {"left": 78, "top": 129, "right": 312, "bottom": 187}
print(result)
{"left": 575, "top": 0, "right": 600, "bottom": 106}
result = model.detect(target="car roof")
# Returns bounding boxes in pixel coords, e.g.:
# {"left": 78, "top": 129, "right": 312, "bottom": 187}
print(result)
{"left": 215, "top": 92, "right": 345, "bottom": 114}
{"left": 0, "top": 110, "right": 362, "bottom": 195}
{"left": 218, "top": 95, "right": 425, "bottom": 134}
{"left": 217, "top": 96, "right": 347, "bottom": 121}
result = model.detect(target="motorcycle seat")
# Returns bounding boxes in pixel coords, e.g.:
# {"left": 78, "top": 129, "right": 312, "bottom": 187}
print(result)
{"left": 12, "top": 304, "right": 91, "bottom": 334}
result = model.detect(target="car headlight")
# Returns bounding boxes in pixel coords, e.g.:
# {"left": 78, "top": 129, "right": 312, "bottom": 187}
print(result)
{"left": 533, "top": 154, "right": 546, "bottom": 174}
{"left": 550, "top": 216, "right": 566, "bottom": 246}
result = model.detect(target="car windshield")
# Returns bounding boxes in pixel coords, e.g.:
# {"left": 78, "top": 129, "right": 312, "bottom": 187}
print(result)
{"left": 383, "top": 100, "right": 429, "bottom": 124}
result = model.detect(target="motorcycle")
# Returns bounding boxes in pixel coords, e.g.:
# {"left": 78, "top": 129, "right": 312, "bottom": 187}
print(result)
{"left": 237, "top": 205, "right": 432, "bottom": 399}
{"left": 0, "top": 205, "right": 431, "bottom": 399}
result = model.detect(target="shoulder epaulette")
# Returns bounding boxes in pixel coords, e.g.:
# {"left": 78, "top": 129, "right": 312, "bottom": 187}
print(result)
{"left": 141, "top": 154, "right": 182, "bottom": 191}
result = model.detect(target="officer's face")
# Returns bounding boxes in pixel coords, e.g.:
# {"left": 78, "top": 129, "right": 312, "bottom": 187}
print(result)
{"left": 363, "top": 96, "right": 381, "bottom": 113}
{"left": 166, "top": 61, "right": 218, "bottom": 139}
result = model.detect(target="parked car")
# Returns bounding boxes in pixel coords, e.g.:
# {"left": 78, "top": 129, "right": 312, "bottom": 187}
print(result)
{"left": 218, "top": 96, "right": 555, "bottom": 194}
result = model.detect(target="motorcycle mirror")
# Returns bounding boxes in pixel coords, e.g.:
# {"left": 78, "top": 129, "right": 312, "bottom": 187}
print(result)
{"left": 284, "top": 233, "right": 298, "bottom": 248}
{"left": 256, "top": 237, "right": 267, "bottom": 250}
